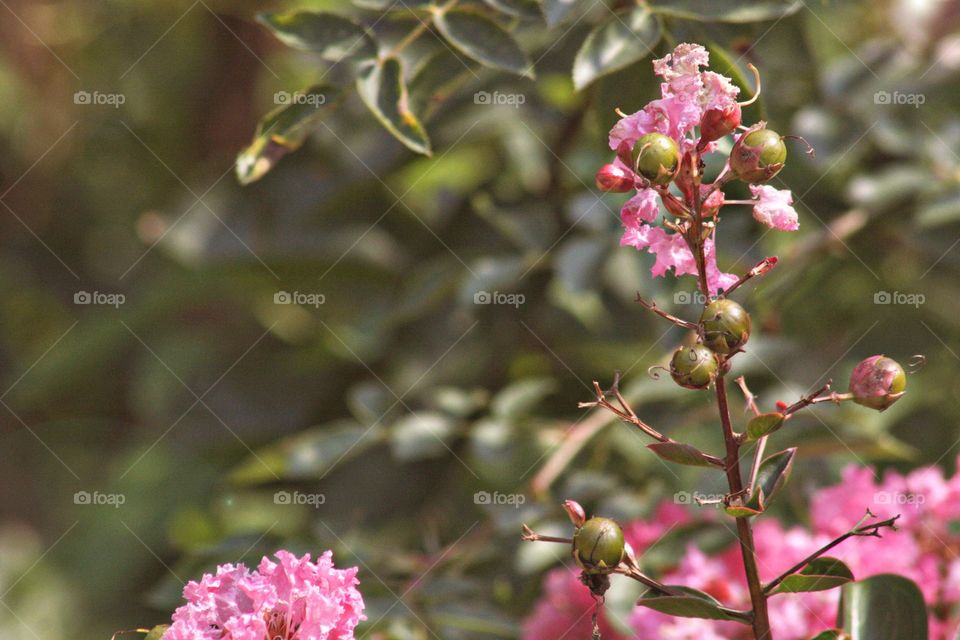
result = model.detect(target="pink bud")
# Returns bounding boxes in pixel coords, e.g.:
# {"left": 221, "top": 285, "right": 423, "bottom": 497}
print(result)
{"left": 595, "top": 163, "right": 633, "bottom": 192}
{"left": 563, "top": 500, "right": 586, "bottom": 527}
{"left": 749, "top": 256, "right": 778, "bottom": 277}
{"left": 699, "top": 103, "right": 742, "bottom": 145}
{"left": 775, "top": 400, "right": 788, "bottom": 411}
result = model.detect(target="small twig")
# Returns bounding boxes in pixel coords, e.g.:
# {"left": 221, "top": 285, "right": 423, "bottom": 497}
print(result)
{"left": 634, "top": 294, "right": 699, "bottom": 330}
{"left": 520, "top": 524, "right": 573, "bottom": 544}
{"left": 781, "top": 382, "right": 853, "bottom": 417}
{"left": 735, "top": 376, "right": 762, "bottom": 417}
{"left": 723, "top": 257, "right": 779, "bottom": 296}
{"left": 762, "top": 511, "right": 900, "bottom": 595}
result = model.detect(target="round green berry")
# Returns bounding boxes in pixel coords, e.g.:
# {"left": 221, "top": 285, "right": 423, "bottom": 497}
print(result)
{"left": 632, "top": 133, "right": 680, "bottom": 185}
{"left": 670, "top": 344, "right": 720, "bottom": 390}
{"left": 573, "top": 517, "right": 625, "bottom": 574}
{"left": 731, "top": 128, "right": 787, "bottom": 183}
{"left": 700, "top": 299, "right": 752, "bottom": 355}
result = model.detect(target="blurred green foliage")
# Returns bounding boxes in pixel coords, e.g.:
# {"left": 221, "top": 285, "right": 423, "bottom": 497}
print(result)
{"left": 1, "top": 0, "right": 959, "bottom": 638}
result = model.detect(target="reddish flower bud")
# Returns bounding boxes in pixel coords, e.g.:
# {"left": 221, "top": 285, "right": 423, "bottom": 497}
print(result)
{"left": 750, "top": 256, "right": 778, "bottom": 277}
{"left": 563, "top": 500, "right": 587, "bottom": 527}
{"left": 849, "top": 355, "right": 906, "bottom": 411}
{"left": 594, "top": 163, "right": 634, "bottom": 192}
{"left": 775, "top": 400, "right": 788, "bottom": 411}
{"left": 700, "top": 103, "right": 742, "bottom": 146}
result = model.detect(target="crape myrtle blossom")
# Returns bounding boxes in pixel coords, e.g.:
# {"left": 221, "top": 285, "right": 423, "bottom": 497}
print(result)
{"left": 165, "top": 550, "right": 365, "bottom": 640}
{"left": 523, "top": 460, "right": 960, "bottom": 640}
{"left": 602, "top": 43, "right": 799, "bottom": 295}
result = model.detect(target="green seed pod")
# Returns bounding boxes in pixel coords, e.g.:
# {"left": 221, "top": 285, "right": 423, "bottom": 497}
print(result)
{"left": 573, "top": 517, "right": 625, "bottom": 574}
{"left": 730, "top": 127, "right": 786, "bottom": 183}
{"left": 670, "top": 344, "right": 720, "bottom": 390}
{"left": 849, "top": 355, "right": 907, "bottom": 411}
{"left": 632, "top": 133, "right": 680, "bottom": 185}
{"left": 700, "top": 299, "right": 752, "bottom": 355}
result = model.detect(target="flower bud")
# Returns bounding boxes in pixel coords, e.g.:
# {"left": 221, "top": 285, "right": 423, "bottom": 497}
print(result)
{"left": 700, "top": 103, "right": 742, "bottom": 145}
{"left": 595, "top": 163, "right": 634, "bottom": 192}
{"left": 573, "top": 517, "right": 625, "bottom": 574}
{"left": 700, "top": 299, "right": 752, "bottom": 355}
{"left": 849, "top": 355, "right": 906, "bottom": 411}
{"left": 730, "top": 126, "right": 786, "bottom": 183}
{"left": 563, "top": 500, "right": 587, "bottom": 527}
{"left": 670, "top": 343, "right": 720, "bottom": 390}
{"left": 631, "top": 133, "right": 680, "bottom": 186}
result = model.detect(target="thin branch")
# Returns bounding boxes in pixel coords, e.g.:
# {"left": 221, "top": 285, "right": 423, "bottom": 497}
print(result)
{"left": 735, "top": 376, "right": 762, "bottom": 417}
{"left": 724, "top": 256, "right": 779, "bottom": 296}
{"left": 762, "top": 511, "right": 900, "bottom": 595}
{"left": 634, "top": 294, "right": 699, "bottom": 330}
{"left": 781, "top": 382, "right": 853, "bottom": 417}
{"left": 520, "top": 524, "right": 572, "bottom": 545}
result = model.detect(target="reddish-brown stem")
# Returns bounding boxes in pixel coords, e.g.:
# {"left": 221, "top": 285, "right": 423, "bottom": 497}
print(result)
{"left": 716, "top": 374, "right": 773, "bottom": 639}
{"left": 635, "top": 294, "right": 699, "bottom": 330}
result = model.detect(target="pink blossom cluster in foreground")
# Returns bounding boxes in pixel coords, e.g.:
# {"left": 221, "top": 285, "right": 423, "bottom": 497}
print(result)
{"left": 606, "top": 43, "right": 800, "bottom": 294}
{"left": 165, "top": 550, "right": 365, "bottom": 640}
{"left": 523, "top": 461, "right": 960, "bottom": 640}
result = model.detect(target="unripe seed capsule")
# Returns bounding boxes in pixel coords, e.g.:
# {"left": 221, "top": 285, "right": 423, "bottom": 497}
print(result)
{"left": 632, "top": 133, "right": 680, "bottom": 185}
{"left": 731, "top": 128, "right": 787, "bottom": 183}
{"left": 573, "top": 517, "right": 625, "bottom": 574}
{"left": 849, "top": 355, "right": 906, "bottom": 411}
{"left": 700, "top": 299, "right": 752, "bottom": 355}
{"left": 670, "top": 344, "right": 720, "bottom": 390}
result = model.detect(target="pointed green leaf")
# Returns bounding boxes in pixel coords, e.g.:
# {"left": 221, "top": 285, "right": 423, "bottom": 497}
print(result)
{"left": 257, "top": 11, "right": 376, "bottom": 61}
{"left": 236, "top": 85, "right": 336, "bottom": 185}
{"left": 572, "top": 6, "right": 662, "bottom": 90}
{"left": 542, "top": 0, "right": 578, "bottom": 26}
{"left": 357, "top": 56, "right": 432, "bottom": 155}
{"left": 771, "top": 557, "right": 854, "bottom": 594}
{"left": 482, "top": 0, "right": 542, "bottom": 19}
{"left": 841, "top": 574, "right": 928, "bottom": 640}
{"left": 390, "top": 411, "right": 459, "bottom": 461}
{"left": 434, "top": 9, "right": 533, "bottom": 77}
{"left": 638, "top": 586, "right": 749, "bottom": 622}
{"left": 145, "top": 625, "right": 170, "bottom": 640}
{"left": 652, "top": 0, "right": 802, "bottom": 23}
{"left": 746, "top": 447, "right": 796, "bottom": 512}
{"left": 810, "top": 632, "right": 846, "bottom": 640}
{"left": 725, "top": 503, "right": 764, "bottom": 517}
{"left": 647, "top": 441, "right": 716, "bottom": 467}
{"left": 747, "top": 412, "right": 785, "bottom": 440}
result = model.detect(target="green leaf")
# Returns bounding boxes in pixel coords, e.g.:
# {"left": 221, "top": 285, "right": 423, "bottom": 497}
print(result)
{"left": 638, "top": 586, "right": 748, "bottom": 622}
{"left": 725, "top": 503, "right": 764, "bottom": 517}
{"left": 542, "top": 0, "right": 578, "bottom": 26}
{"left": 145, "top": 625, "right": 170, "bottom": 640}
{"left": 810, "top": 632, "right": 846, "bottom": 640}
{"left": 647, "top": 442, "right": 716, "bottom": 467}
{"left": 840, "top": 574, "right": 928, "bottom": 640}
{"left": 257, "top": 11, "right": 376, "bottom": 61}
{"left": 771, "top": 557, "right": 854, "bottom": 594}
{"left": 652, "top": 0, "right": 803, "bottom": 23}
{"left": 389, "top": 411, "right": 459, "bottom": 461}
{"left": 746, "top": 412, "right": 785, "bottom": 440}
{"left": 482, "top": 0, "right": 542, "bottom": 19}
{"left": 746, "top": 447, "right": 796, "bottom": 513}
{"left": 236, "top": 85, "right": 336, "bottom": 185}
{"left": 434, "top": 9, "right": 533, "bottom": 77}
{"left": 229, "top": 420, "right": 381, "bottom": 484}
{"left": 357, "top": 56, "right": 432, "bottom": 155}
{"left": 491, "top": 378, "right": 556, "bottom": 418}
{"left": 572, "top": 6, "right": 663, "bottom": 90}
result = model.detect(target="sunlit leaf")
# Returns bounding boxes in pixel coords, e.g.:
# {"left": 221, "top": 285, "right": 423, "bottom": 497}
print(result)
{"left": 257, "top": 11, "right": 376, "bottom": 61}
{"left": 746, "top": 447, "right": 796, "bottom": 513}
{"left": 389, "top": 411, "right": 459, "bottom": 461}
{"left": 652, "top": 0, "right": 803, "bottom": 23}
{"left": 482, "top": 0, "right": 542, "bottom": 19}
{"left": 746, "top": 412, "right": 785, "bottom": 440}
{"left": 638, "top": 586, "right": 748, "bottom": 622}
{"left": 647, "top": 442, "right": 716, "bottom": 467}
{"left": 771, "top": 557, "right": 854, "bottom": 594}
{"left": 840, "top": 574, "right": 928, "bottom": 640}
{"left": 572, "top": 6, "right": 662, "bottom": 90}
{"left": 542, "top": 0, "right": 578, "bottom": 25}
{"left": 144, "top": 626, "right": 170, "bottom": 640}
{"left": 357, "top": 56, "right": 432, "bottom": 155}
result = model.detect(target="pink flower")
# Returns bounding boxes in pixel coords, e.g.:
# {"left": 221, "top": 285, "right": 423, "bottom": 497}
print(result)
{"left": 620, "top": 188, "right": 661, "bottom": 225}
{"left": 522, "top": 567, "right": 628, "bottom": 640}
{"left": 166, "top": 550, "right": 365, "bottom": 640}
{"left": 749, "top": 185, "right": 799, "bottom": 231}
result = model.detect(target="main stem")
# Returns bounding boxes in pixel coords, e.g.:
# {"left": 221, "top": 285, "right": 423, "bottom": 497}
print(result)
{"left": 716, "top": 376, "right": 773, "bottom": 639}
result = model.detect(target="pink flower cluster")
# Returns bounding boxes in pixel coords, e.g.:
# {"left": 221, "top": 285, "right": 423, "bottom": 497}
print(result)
{"left": 166, "top": 550, "right": 365, "bottom": 640}
{"left": 603, "top": 43, "right": 800, "bottom": 294}
{"left": 523, "top": 461, "right": 960, "bottom": 640}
